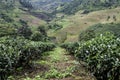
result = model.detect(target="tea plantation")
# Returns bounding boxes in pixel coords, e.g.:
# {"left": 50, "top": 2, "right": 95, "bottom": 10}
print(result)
{"left": 0, "top": 36, "right": 55, "bottom": 80}
{"left": 61, "top": 33, "right": 120, "bottom": 80}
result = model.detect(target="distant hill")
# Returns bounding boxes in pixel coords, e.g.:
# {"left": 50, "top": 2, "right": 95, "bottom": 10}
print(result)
{"left": 59, "top": 0, "right": 120, "bottom": 14}
{"left": 19, "top": 0, "right": 73, "bottom": 12}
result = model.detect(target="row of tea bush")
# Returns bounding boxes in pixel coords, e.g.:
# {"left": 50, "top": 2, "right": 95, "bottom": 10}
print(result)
{"left": 0, "top": 36, "right": 55, "bottom": 80}
{"left": 61, "top": 33, "right": 120, "bottom": 80}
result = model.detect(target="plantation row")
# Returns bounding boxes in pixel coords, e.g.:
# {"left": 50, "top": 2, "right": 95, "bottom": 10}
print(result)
{"left": 0, "top": 36, "right": 55, "bottom": 80}
{"left": 61, "top": 33, "right": 120, "bottom": 80}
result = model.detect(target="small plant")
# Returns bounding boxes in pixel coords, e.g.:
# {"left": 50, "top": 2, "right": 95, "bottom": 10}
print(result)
{"left": 44, "top": 68, "right": 71, "bottom": 79}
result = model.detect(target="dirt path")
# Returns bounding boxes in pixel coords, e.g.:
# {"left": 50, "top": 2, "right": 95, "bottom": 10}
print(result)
{"left": 13, "top": 47, "right": 96, "bottom": 80}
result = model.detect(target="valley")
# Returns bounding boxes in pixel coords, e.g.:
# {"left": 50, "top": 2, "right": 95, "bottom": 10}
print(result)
{"left": 0, "top": 0, "right": 120, "bottom": 80}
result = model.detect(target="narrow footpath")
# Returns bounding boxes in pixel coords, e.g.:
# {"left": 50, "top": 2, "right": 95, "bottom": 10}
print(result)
{"left": 14, "top": 47, "right": 96, "bottom": 80}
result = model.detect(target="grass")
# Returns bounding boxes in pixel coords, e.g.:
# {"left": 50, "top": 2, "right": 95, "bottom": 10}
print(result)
{"left": 8, "top": 47, "right": 95, "bottom": 80}
{"left": 48, "top": 47, "right": 65, "bottom": 62}
{"left": 48, "top": 7, "right": 120, "bottom": 43}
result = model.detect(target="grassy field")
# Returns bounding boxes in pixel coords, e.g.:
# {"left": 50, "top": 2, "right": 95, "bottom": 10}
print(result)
{"left": 48, "top": 7, "right": 120, "bottom": 42}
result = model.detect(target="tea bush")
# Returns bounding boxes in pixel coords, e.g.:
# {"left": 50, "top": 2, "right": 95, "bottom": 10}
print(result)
{"left": 0, "top": 36, "right": 55, "bottom": 80}
{"left": 60, "top": 42, "right": 80, "bottom": 54}
{"left": 76, "top": 33, "right": 120, "bottom": 80}
{"left": 79, "top": 23, "right": 120, "bottom": 41}
{"left": 62, "top": 33, "right": 120, "bottom": 80}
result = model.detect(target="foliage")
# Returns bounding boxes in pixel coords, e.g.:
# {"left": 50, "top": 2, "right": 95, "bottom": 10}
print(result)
{"left": 37, "top": 26, "right": 47, "bottom": 37}
{"left": 0, "top": 0, "right": 15, "bottom": 11}
{"left": 0, "top": 36, "right": 30, "bottom": 80}
{"left": 44, "top": 68, "right": 71, "bottom": 79}
{"left": 17, "top": 20, "right": 32, "bottom": 39}
{"left": 59, "top": 0, "right": 120, "bottom": 14}
{"left": 31, "top": 26, "right": 48, "bottom": 41}
{"left": 0, "top": 13, "right": 14, "bottom": 23}
{"left": 30, "top": 31, "right": 44, "bottom": 41}
{"left": 47, "top": 23, "right": 63, "bottom": 31}
{"left": 62, "top": 33, "right": 120, "bottom": 80}
{"left": 76, "top": 33, "right": 120, "bottom": 80}
{"left": 0, "top": 36, "right": 55, "bottom": 80}
{"left": 19, "top": 0, "right": 33, "bottom": 10}
{"left": 0, "top": 25, "right": 16, "bottom": 37}
{"left": 79, "top": 23, "right": 120, "bottom": 41}
{"left": 61, "top": 42, "right": 80, "bottom": 54}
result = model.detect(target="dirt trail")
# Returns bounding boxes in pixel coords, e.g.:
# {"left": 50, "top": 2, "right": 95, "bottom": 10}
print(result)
{"left": 14, "top": 47, "right": 96, "bottom": 80}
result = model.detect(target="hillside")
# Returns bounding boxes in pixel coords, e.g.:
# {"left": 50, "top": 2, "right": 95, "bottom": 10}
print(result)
{"left": 19, "top": 0, "right": 73, "bottom": 12}
{"left": 59, "top": 0, "right": 120, "bottom": 14}
{"left": 0, "top": 0, "right": 120, "bottom": 80}
{"left": 48, "top": 7, "right": 120, "bottom": 42}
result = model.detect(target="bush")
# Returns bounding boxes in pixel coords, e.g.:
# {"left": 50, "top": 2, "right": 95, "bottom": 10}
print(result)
{"left": 0, "top": 36, "right": 30, "bottom": 80}
{"left": 0, "top": 25, "right": 16, "bottom": 37}
{"left": 17, "top": 20, "right": 32, "bottom": 39}
{"left": 30, "top": 31, "right": 45, "bottom": 41}
{"left": 62, "top": 33, "right": 120, "bottom": 80}
{"left": 0, "top": 13, "right": 14, "bottom": 23}
{"left": 76, "top": 33, "right": 120, "bottom": 80}
{"left": 79, "top": 23, "right": 120, "bottom": 41}
{"left": 60, "top": 42, "right": 80, "bottom": 54}
{"left": 0, "top": 36, "right": 55, "bottom": 80}
{"left": 31, "top": 26, "right": 48, "bottom": 42}
{"left": 47, "top": 23, "right": 63, "bottom": 31}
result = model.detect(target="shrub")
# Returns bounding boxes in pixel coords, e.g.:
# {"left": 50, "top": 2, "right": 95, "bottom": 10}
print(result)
{"left": 62, "top": 33, "right": 120, "bottom": 80}
{"left": 76, "top": 33, "right": 120, "bottom": 80}
{"left": 0, "top": 25, "right": 16, "bottom": 37}
{"left": 60, "top": 42, "right": 80, "bottom": 54}
{"left": 30, "top": 31, "right": 45, "bottom": 41}
{"left": 47, "top": 23, "right": 63, "bottom": 31}
{"left": 17, "top": 20, "right": 32, "bottom": 39}
{"left": 0, "top": 13, "right": 14, "bottom": 23}
{"left": 79, "top": 23, "right": 120, "bottom": 41}
{"left": 0, "top": 36, "right": 55, "bottom": 80}
{"left": 0, "top": 36, "right": 30, "bottom": 80}
{"left": 31, "top": 26, "right": 48, "bottom": 42}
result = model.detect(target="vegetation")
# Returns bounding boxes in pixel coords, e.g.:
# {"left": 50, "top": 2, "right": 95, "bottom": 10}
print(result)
{"left": 79, "top": 23, "right": 120, "bottom": 41}
{"left": 59, "top": 0, "right": 120, "bottom": 14}
{"left": 0, "top": 0, "right": 120, "bottom": 80}
{"left": 62, "top": 33, "right": 120, "bottom": 80}
{"left": 0, "top": 36, "right": 55, "bottom": 80}
{"left": 47, "top": 23, "right": 63, "bottom": 31}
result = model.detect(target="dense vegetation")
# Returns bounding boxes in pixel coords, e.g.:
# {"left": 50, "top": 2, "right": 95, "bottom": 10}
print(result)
{"left": 0, "top": 1, "right": 56, "bottom": 79}
{"left": 61, "top": 33, "right": 120, "bottom": 80}
{"left": 59, "top": 0, "right": 120, "bottom": 14}
{"left": 0, "top": 0, "right": 120, "bottom": 80}
{"left": 0, "top": 36, "right": 55, "bottom": 80}
{"left": 19, "top": 0, "right": 73, "bottom": 12}
{"left": 61, "top": 23, "right": 120, "bottom": 80}
{"left": 79, "top": 23, "right": 120, "bottom": 41}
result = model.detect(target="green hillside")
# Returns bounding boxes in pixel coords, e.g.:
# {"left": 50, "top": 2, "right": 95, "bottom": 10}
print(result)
{"left": 19, "top": 0, "right": 73, "bottom": 12}
{"left": 48, "top": 7, "right": 120, "bottom": 42}
{"left": 59, "top": 0, "right": 120, "bottom": 14}
{"left": 0, "top": 0, "right": 120, "bottom": 80}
